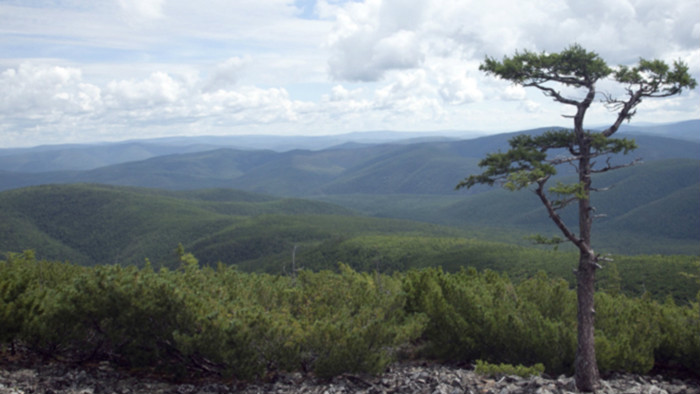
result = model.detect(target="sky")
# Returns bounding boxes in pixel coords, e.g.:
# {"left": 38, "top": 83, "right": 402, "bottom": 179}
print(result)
{"left": 1, "top": 0, "right": 699, "bottom": 148}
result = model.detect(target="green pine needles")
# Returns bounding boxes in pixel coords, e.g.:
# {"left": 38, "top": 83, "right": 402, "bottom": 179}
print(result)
{"left": 474, "top": 360, "right": 545, "bottom": 378}
{"left": 2, "top": 251, "right": 699, "bottom": 380}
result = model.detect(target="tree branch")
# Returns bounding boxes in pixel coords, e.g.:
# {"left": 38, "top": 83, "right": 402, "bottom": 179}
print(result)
{"left": 552, "top": 196, "right": 578, "bottom": 211}
{"left": 527, "top": 83, "right": 581, "bottom": 106}
{"left": 549, "top": 155, "right": 580, "bottom": 165}
{"left": 602, "top": 90, "right": 642, "bottom": 137}
{"left": 534, "top": 179, "right": 582, "bottom": 248}
{"left": 591, "top": 157, "right": 642, "bottom": 174}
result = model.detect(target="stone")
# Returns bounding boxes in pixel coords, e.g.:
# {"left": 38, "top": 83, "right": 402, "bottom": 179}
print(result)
{"left": 1, "top": 361, "right": 699, "bottom": 394}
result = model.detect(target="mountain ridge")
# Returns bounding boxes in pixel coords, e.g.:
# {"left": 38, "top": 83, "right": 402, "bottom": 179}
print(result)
{"left": 0, "top": 120, "right": 697, "bottom": 174}
{"left": 1, "top": 125, "right": 697, "bottom": 196}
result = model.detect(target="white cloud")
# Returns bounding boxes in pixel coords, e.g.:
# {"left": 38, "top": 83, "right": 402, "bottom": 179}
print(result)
{"left": 1, "top": 0, "right": 698, "bottom": 147}
{"left": 0, "top": 63, "right": 102, "bottom": 116}
{"left": 324, "top": 84, "right": 364, "bottom": 102}
{"left": 429, "top": 59, "right": 484, "bottom": 105}
{"left": 315, "top": 85, "right": 373, "bottom": 124}
{"left": 0, "top": 62, "right": 314, "bottom": 143}
{"left": 202, "top": 57, "right": 249, "bottom": 92}
{"left": 372, "top": 30, "right": 424, "bottom": 70}
{"left": 119, "top": 0, "right": 166, "bottom": 20}
{"left": 520, "top": 100, "right": 541, "bottom": 114}
{"left": 326, "top": 0, "right": 428, "bottom": 81}
{"left": 372, "top": 70, "right": 444, "bottom": 120}
{"left": 501, "top": 85, "right": 527, "bottom": 101}
{"left": 198, "top": 86, "right": 300, "bottom": 123}
{"left": 105, "top": 72, "right": 185, "bottom": 109}
{"left": 325, "top": 0, "right": 700, "bottom": 81}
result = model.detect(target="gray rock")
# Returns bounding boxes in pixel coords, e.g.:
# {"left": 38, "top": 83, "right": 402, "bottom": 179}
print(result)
{"left": 1, "top": 362, "right": 699, "bottom": 394}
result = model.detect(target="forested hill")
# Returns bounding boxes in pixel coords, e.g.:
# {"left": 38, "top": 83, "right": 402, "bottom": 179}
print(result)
{"left": 0, "top": 120, "right": 697, "bottom": 258}
{"left": 0, "top": 183, "right": 459, "bottom": 267}
{"left": 1, "top": 183, "right": 698, "bottom": 305}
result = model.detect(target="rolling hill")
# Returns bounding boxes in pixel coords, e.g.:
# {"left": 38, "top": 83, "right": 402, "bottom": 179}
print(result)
{"left": 1, "top": 183, "right": 697, "bottom": 303}
{"left": 616, "top": 119, "right": 700, "bottom": 142}
{"left": 0, "top": 183, "right": 463, "bottom": 267}
{"left": 1, "top": 126, "right": 697, "bottom": 196}
{"left": 0, "top": 120, "right": 697, "bottom": 256}
{"left": 0, "top": 130, "right": 473, "bottom": 173}
{"left": 1, "top": 119, "right": 696, "bottom": 174}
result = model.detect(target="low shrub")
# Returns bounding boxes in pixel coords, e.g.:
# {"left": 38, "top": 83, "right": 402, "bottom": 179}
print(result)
{"left": 2, "top": 252, "right": 699, "bottom": 380}
{"left": 474, "top": 359, "right": 545, "bottom": 378}
{"left": 402, "top": 268, "right": 576, "bottom": 375}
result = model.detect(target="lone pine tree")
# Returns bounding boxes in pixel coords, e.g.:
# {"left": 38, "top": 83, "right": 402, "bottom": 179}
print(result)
{"left": 457, "top": 44, "right": 696, "bottom": 392}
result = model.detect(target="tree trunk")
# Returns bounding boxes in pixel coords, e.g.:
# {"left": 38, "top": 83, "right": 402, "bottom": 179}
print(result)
{"left": 575, "top": 251, "right": 599, "bottom": 392}
{"left": 574, "top": 141, "right": 600, "bottom": 392}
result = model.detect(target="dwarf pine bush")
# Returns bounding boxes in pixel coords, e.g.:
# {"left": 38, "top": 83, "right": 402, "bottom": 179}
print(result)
{"left": 1, "top": 251, "right": 698, "bottom": 380}
{"left": 474, "top": 360, "right": 545, "bottom": 378}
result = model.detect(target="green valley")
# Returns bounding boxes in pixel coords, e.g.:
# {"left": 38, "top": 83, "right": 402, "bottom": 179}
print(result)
{"left": 0, "top": 183, "right": 697, "bottom": 304}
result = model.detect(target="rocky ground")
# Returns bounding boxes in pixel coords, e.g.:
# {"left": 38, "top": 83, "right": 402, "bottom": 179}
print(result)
{"left": 1, "top": 361, "right": 698, "bottom": 394}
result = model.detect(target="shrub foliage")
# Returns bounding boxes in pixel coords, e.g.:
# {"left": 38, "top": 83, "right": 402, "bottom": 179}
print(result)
{"left": 1, "top": 251, "right": 698, "bottom": 379}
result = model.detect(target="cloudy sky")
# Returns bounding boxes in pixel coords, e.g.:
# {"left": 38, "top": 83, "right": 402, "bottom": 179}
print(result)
{"left": 1, "top": 0, "right": 698, "bottom": 147}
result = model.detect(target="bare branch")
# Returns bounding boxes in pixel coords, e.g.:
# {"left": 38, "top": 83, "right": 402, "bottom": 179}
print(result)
{"left": 591, "top": 157, "right": 642, "bottom": 174}
{"left": 527, "top": 83, "right": 581, "bottom": 106}
{"left": 596, "top": 253, "right": 614, "bottom": 263}
{"left": 549, "top": 155, "right": 580, "bottom": 165}
{"left": 602, "top": 89, "right": 644, "bottom": 137}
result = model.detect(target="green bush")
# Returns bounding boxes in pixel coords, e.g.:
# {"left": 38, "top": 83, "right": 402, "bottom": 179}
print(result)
{"left": 0, "top": 251, "right": 84, "bottom": 355}
{"left": 594, "top": 292, "right": 660, "bottom": 373}
{"left": 20, "top": 263, "right": 195, "bottom": 370}
{"left": 403, "top": 268, "right": 576, "bottom": 375}
{"left": 474, "top": 359, "right": 545, "bottom": 378}
{"left": 169, "top": 258, "right": 302, "bottom": 379}
{"left": 653, "top": 293, "right": 700, "bottom": 375}
{"left": 2, "top": 251, "right": 699, "bottom": 380}
{"left": 288, "top": 264, "right": 425, "bottom": 378}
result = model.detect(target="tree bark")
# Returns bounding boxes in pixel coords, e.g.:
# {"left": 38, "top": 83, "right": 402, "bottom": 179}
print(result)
{"left": 574, "top": 139, "right": 600, "bottom": 392}
{"left": 575, "top": 251, "right": 599, "bottom": 392}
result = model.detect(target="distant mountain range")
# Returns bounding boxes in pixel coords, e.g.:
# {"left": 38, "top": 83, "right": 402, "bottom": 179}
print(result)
{"left": 0, "top": 130, "right": 474, "bottom": 173}
{"left": 1, "top": 120, "right": 698, "bottom": 194}
{"left": 0, "top": 119, "right": 697, "bottom": 174}
{"left": 0, "top": 120, "right": 698, "bottom": 258}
